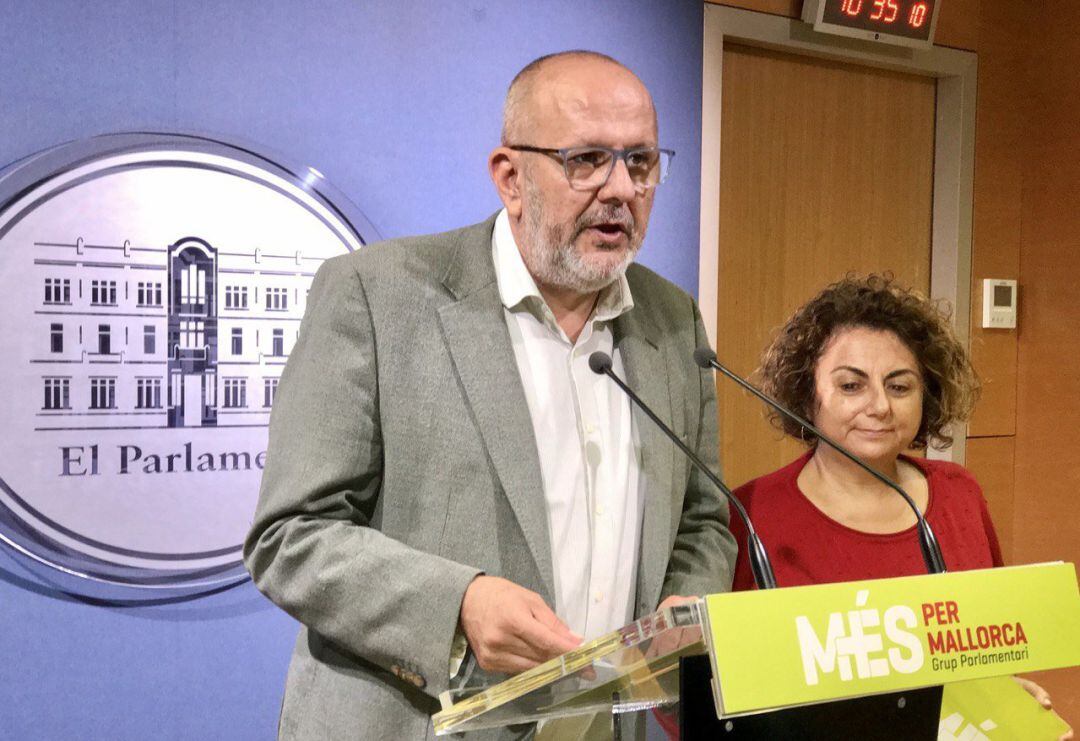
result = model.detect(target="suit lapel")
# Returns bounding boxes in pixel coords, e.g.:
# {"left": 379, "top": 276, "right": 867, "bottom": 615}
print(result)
{"left": 613, "top": 301, "right": 676, "bottom": 615}
{"left": 434, "top": 219, "right": 679, "bottom": 614}
{"left": 436, "top": 219, "right": 554, "bottom": 602}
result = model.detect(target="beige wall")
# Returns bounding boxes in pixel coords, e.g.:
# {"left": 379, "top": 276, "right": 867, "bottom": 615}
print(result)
{"left": 706, "top": 0, "right": 1080, "bottom": 720}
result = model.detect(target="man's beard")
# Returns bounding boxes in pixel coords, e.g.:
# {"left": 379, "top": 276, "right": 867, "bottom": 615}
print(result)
{"left": 519, "top": 183, "right": 645, "bottom": 294}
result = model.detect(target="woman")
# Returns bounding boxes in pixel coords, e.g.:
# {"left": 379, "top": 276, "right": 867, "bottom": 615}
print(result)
{"left": 728, "top": 275, "right": 1068, "bottom": 734}
{"left": 730, "top": 274, "right": 995, "bottom": 587}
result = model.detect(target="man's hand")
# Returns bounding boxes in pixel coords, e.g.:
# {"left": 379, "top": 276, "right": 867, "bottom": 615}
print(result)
{"left": 646, "top": 595, "right": 704, "bottom": 660}
{"left": 459, "top": 575, "right": 582, "bottom": 674}
{"left": 657, "top": 594, "right": 699, "bottom": 612}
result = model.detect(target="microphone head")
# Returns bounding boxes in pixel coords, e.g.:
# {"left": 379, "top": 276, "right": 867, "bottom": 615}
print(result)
{"left": 693, "top": 347, "right": 717, "bottom": 369}
{"left": 588, "top": 351, "right": 613, "bottom": 374}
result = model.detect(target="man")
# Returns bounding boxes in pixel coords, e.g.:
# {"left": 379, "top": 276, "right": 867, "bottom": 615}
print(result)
{"left": 244, "top": 50, "right": 735, "bottom": 739}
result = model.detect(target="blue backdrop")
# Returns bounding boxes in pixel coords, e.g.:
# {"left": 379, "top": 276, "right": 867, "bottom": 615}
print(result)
{"left": 0, "top": 1, "right": 704, "bottom": 738}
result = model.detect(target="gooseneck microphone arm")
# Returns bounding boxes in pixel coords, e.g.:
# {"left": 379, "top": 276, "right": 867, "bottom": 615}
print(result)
{"left": 692, "top": 347, "right": 948, "bottom": 575}
{"left": 588, "top": 351, "right": 777, "bottom": 590}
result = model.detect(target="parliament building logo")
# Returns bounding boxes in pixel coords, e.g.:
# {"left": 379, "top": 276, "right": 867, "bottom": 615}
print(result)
{"left": 0, "top": 133, "right": 377, "bottom": 599}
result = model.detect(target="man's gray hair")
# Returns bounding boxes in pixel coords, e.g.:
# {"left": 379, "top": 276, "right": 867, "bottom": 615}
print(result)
{"left": 500, "top": 50, "right": 631, "bottom": 145}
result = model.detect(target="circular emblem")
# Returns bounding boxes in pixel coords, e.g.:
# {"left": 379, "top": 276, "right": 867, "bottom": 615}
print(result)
{"left": 0, "top": 133, "right": 378, "bottom": 599}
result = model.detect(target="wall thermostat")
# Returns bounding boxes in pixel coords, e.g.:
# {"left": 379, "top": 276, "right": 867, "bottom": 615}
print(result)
{"left": 982, "top": 279, "right": 1017, "bottom": 329}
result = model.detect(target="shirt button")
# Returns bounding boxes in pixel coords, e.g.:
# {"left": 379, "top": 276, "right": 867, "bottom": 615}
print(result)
{"left": 594, "top": 591, "right": 604, "bottom": 603}
{"left": 584, "top": 422, "right": 596, "bottom": 434}
{"left": 595, "top": 503, "right": 605, "bottom": 516}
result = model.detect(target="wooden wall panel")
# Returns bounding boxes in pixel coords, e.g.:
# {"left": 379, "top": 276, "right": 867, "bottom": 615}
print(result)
{"left": 966, "top": 0, "right": 1026, "bottom": 437}
{"left": 933, "top": 0, "right": 980, "bottom": 52}
{"left": 1014, "top": 0, "right": 1080, "bottom": 587}
{"left": 963, "top": 436, "right": 1014, "bottom": 560}
{"left": 1014, "top": 166, "right": 1080, "bottom": 564}
{"left": 1024, "top": 4, "right": 1080, "bottom": 153}
{"left": 1013, "top": 0, "right": 1080, "bottom": 724}
{"left": 1013, "top": 248, "right": 1080, "bottom": 563}
{"left": 717, "top": 44, "right": 935, "bottom": 488}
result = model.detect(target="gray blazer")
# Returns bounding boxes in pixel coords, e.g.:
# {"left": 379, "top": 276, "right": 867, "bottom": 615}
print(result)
{"left": 244, "top": 213, "right": 736, "bottom": 740}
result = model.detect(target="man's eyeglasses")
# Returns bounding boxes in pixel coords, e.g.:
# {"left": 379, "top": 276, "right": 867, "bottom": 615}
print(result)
{"left": 507, "top": 145, "right": 675, "bottom": 192}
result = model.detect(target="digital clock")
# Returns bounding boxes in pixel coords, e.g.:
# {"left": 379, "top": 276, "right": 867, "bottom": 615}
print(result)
{"left": 802, "top": 0, "right": 941, "bottom": 48}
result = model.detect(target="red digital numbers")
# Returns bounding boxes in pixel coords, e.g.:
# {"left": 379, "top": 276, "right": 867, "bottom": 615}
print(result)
{"left": 870, "top": 0, "right": 899, "bottom": 23}
{"left": 909, "top": 2, "right": 929, "bottom": 27}
{"left": 829, "top": 0, "right": 932, "bottom": 34}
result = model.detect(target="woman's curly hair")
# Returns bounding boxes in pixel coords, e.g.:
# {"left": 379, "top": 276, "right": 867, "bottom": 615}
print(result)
{"left": 756, "top": 274, "right": 980, "bottom": 450}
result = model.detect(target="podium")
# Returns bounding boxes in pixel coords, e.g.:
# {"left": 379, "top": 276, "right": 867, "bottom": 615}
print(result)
{"left": 434, "top": 602, "right": 942, "bottom": 738}
{"left": 678, "top": 653, "right": 942, "bottom": 739}
{"left": 433, "top": 563, "right": 1080, "bottom": 738}
{"left": 434, "top": 603, "right": 702, "bottom": 734}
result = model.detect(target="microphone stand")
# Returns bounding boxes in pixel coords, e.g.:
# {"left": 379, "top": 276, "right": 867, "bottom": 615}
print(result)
{"left": 588, "top": 351, "right": 777, "bottom": 590}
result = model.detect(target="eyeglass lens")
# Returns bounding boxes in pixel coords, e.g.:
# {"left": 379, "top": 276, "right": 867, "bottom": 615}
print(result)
{"left": 564, "top": 148, "right": 669, "bottom": 190}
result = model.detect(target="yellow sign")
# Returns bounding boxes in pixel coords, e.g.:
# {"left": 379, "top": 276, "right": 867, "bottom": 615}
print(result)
{"left": 702, "top": 562, "right": 1080, "bottom": 716}
{"left": 939, "top": 677, "right": 1071, "bottom": 740}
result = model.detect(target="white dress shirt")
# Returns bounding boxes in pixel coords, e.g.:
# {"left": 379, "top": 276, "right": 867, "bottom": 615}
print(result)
{"left": 492, "top": 209, "right": 643, "bottom": 641}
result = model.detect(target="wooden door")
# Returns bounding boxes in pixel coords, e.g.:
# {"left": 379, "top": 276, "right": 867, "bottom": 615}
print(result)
{"left": 717, "top": 44, "right": 937, "bottom": 487}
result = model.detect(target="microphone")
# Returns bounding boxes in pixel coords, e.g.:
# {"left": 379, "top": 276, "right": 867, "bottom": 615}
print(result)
{"left": 692, "top": 347, "right": 948, "bottom": 575}
{"left": 588, "top": 351, "right": 777, "bottom": 590}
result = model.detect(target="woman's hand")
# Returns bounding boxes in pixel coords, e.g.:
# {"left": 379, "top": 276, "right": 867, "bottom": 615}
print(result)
{"left": 1014, "top": 677, "right": 1073, "bottom": 741}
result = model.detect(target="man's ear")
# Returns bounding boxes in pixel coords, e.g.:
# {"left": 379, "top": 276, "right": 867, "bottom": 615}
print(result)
{"left": 488, "top": 148, "right": 524, "bottom": 219}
